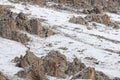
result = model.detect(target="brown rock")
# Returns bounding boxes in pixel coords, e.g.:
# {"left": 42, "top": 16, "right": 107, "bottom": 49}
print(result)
{"left": 72, "top": 67, "right": 96, "bottom": 80}
{"left": 0, "top": 10, "right": 29, "bottom": 44}
{"left": 85, "top": 14, "right": 110, "bottom": 24}
{"left": 16, "top": 12, "right": 31, "bottom": 32}
{"left": 14, "top": 0, "right": 46, "bottom": 6}
{"left": 16, "top": 13, "right": 55, "bottom": 37}
{"left": 30, "top": 18, "right": 43, "bottom": 35}
{"left": 83, "top": 6, "right": 103, "bottom": 14}
{"left": 15, "top": 50, "right": 112, "bottom": 80}
{"left": 0, "top": 72, "right": 7, "bottom": 80}
{"left": 66, "top": 58, "right": 86, "bottom": 75}
{"left": 17, "top": 50, "right": 42, "bottom": 68}
{"left": 95, "top": 71, "right": 110, "bottom": 80}
{"left": 16, "top": 50, "right": 46, "bottom": 80}
{"left": 42, "top": 50, "right": 68, "bottom": 78}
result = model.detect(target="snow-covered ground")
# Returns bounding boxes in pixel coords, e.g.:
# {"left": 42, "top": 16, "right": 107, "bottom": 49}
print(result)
{"left": 0, "top": 37, "right": 27, "bottom": 79}
{"left": 0, "top": 0, "right": 120, "bottom": 79}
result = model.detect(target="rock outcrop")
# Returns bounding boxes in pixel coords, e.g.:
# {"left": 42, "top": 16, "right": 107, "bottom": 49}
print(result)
{"left": 95, "top": 71, "right": 110, "bottom": 80}
{"left": 14, "top": 50, "right": 110, "bottom": 80}
{"left": 66, "top": 58, "right": 86, "bottom": 75}
{"left": 85, "top": 14, "right": 110, "bottom": 24}
{"left": 13, "top": 0, "right": 46, "bottom": 5}
{"left": 30, "top": 19, "right": 55, "bottom": 37}
{"left": 0, "top": 72, "right": 7, "bottom": 80}
{"left": 57, "top": 0, "right": 120, "bottom": 13}
{"left": 42, "top": 50, "right": 68, "bottom": 78}
{"left": 0, "top": 7, "right": 29, "bottom": 44}
{"left": 69, "top": 16, "right": 88, "bottom": 25}
{"left": 16, "top": 12, "right": 55, "bottom": 37}
{"left": 83, "top": 6, "right": 103, "bottom": 14}
{"left": 0, "top": 6, "right": 54, "bottom": 45}
{"left": 15, "top": 50, "right": 46, "bottom": 80}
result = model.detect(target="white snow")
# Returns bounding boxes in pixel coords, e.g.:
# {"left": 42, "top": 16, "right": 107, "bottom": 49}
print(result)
{"left": 0, "top": 0, "right": 120, "bottom": 79}
{"left": 0, "top": 37, "right": 27, "bottom": 78}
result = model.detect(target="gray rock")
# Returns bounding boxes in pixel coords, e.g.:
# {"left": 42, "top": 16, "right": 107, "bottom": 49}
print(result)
{"left": 69, "top": 16, "right": 88, "bottom": 26}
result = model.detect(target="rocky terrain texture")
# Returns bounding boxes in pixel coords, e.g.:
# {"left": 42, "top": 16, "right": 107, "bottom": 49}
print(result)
{"left": 14, "top": 50, "right": 111, "bottom": 80}
{"left": 0, "top": 0, "right": 120, "bottom": 80}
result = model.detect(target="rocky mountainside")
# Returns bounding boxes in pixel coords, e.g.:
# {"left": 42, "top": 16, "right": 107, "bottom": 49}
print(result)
{"left": 0, "top": 0, "right": 120, "bottom": 80}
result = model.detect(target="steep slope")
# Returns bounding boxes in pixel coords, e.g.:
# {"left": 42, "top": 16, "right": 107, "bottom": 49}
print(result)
{"left": 0, "top": 0, "right": 120, "bottom": 79}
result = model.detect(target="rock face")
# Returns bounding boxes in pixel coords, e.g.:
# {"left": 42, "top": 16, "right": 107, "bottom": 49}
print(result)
{"left": 0, "top": 6, "right": 54, "bottom": 45}
{"left": 0, "top": 72, "right": 7, "bottom": 80}
{"left": 15, "top": 50, "right": 46, "bottom": 80}
{"left": 95, "top": 71, "right": 110, "bottom": 80}
{"left": 16, "top": 12, "right": 55, "bottom": 37}
{"left": 85, "top": 14, "right": 110, "bottom": 24}
{"left": 45, "top": 0, "right": 120, "bottom": 13}
{"left": 16, "top": 50, "right": 42, "bottom": 68}
{"left": 13, "top": 0, "right": 46, "bottom": 5}
{"left": 69, "top": 14, "right": 110, "bottom": 26}
{"left": 42, "top": 50, "right": 68, "bottom": 78}
{"left": 0, "top": 7, "right": 29, "bottom": 44}
{"left": 83, "top": 6, "right": 103, "bottom": 14}
{"left": 66, "top": 58, "right": 86, "bottom": 75}
{"left": 30, "top": 19, "right": 55, "bottom": 37}
{"left": 14, "top": 50, "right": 110, "bottom": 80}
{"left": 14, "top": 0, "right": 120, "bottom": 13}
{"left": 16, "top": 12, "right": 31, "bottom": 32}
{"left": 71, "top": 67, "right": 96, "bottom": 80}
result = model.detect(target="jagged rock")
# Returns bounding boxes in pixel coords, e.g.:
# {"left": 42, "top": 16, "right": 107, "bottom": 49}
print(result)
{"left": 16, "top": 13, "right": 55, "bottom": 37}
{"left": 16, "top": 50, "right": 42, "bottom": 68}
{"left": 42, "top": 50, "right": 68, "bottom": 78}
{"left": 16, "top": 67, "right": 46, "bottom": 80}
{"left": 30, "top": 18, "right": 43, "bottom": 35}
{"left": 14, "top": 0, "right": 46, "bottom": 5}
{"left": 15, "top": 50, "right": 68, "bottom": 79}
{"left": 16, "top": 12, "right": 31, "bottom": 32}
{"left": 15, "top": 50, "right": 46, "bottom": 80}
{"left": 70, "top": 67, "right": 95, "bottom": 80}
{"left": 15, "top": 50, "right": 113, "bottom": 80}
{"left": 0, "top": 72, "right": 7, "bottom": 80}
{"left": 30, "top": 18, "right": 55, "bottom": 37}
{"left": 66, "top": 58, "right": 86, "bottom": 75}
{"left": 69, "top": 16, "right": 88, "bottom": 25}
{"left": 0, "top": 5, "right": 7, "bottom": 15}
{"left": 95, "top": 71, "right": 110, "bottom": 80}
{"left": 83, "top": 6, "right": 103, "bottom": 14}
{"left": 45, "top": 0, "right": 120, "bottom": 13}
{"left": 85, "top": 14, "right": 110, "bottom": 24}
{"left": 0, "top": 10, "right": 29, "bottom": 44}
